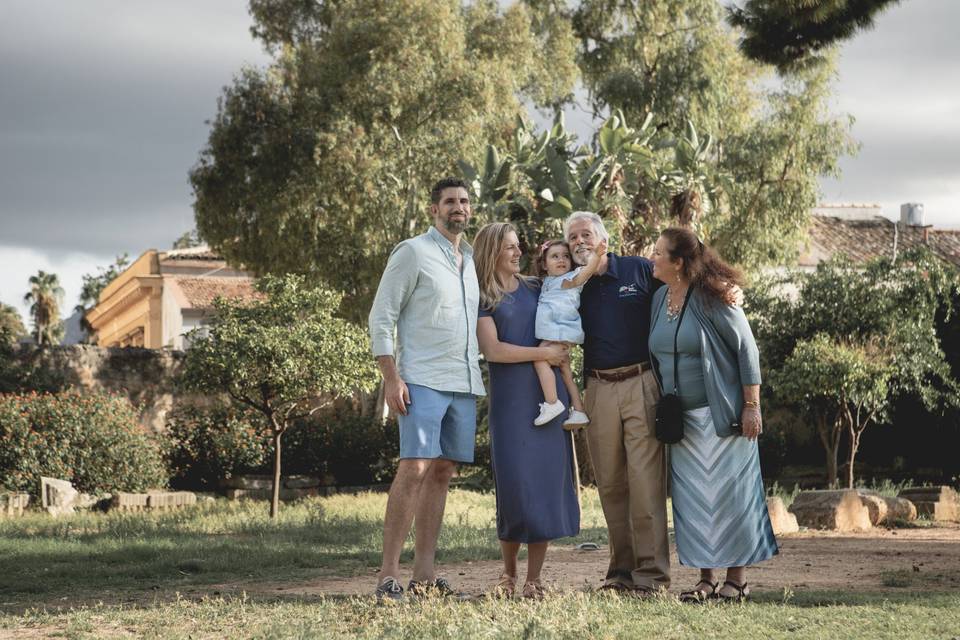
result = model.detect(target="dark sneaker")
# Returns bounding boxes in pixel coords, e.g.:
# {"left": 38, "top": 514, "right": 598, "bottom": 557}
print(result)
{"left": 407, "top": 577, "right": 460, "bottom": 599}
{"left": 375, "top": 576, "right": 404, "bottom": 602}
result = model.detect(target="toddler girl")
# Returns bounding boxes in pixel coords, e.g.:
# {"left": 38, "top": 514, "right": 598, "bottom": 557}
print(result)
{"left": 532, "top": 239, "right": 603, "bottom": 429}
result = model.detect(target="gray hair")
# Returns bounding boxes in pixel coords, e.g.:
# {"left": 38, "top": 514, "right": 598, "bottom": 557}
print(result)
{"left": 563, "top": 210, "right": 609, "bottom": 243}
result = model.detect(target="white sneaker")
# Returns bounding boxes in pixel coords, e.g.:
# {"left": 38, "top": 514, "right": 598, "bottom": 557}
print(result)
{"left": 563, "top": 409, "right": 590, "bottom": 430}
{"left": 534, "top": 400, "right": 566, "bottom": 426}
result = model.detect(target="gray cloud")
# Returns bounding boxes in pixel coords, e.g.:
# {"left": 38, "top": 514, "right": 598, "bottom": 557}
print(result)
{"left": 0, "top": 1, "right": 269, "bottom": 254}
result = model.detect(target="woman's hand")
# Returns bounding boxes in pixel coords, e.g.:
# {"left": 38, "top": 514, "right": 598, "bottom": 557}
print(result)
{"left": 542, "top": 341, "right": 569, "bottom": 367}
{"left": 741, "top": 406, "right": 762, "bottom": 440}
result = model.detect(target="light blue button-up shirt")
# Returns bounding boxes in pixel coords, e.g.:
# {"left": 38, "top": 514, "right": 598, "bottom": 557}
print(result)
{"left": 368, "top": 226, "right": 485, "bottom": 396}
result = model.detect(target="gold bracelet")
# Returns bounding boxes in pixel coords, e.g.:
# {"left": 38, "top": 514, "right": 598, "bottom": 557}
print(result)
{"left": 744, "top": 400, "right": 760, "bottom": 408}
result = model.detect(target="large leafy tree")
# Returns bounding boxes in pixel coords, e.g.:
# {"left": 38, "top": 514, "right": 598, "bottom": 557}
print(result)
{"left": 750, "top": 249, "right": 960, "bottom": 486}
{"left": 23, "top": 271, "right": 64, "bottom": 346}
{"left": 191, "top": 0, "right": 577, "bottom": 322}
{"left": 728, "top": 0, "right": 903, "bottom": 70}
{"left": 179, "top": 274, "right": 378, "bottom": 518}
{"left": 518, "top": 0, "right": 856, "bottom": 267}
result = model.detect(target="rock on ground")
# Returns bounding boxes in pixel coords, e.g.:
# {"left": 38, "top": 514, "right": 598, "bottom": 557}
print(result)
{"left": 788, "top": 489, "right": 872, "bottom": 532}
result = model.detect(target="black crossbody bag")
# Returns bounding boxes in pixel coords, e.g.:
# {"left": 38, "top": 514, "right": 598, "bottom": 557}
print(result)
{"left": 654, "top": 288, "right": 693, "bottom": 444}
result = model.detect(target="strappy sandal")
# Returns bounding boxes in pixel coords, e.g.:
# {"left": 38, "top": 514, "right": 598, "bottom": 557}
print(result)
{"left": 717, "top": 580, "right": 750, "bottom": 603}
{"left": 492, "top": 573, "right": 516, "bottom": 598}
{"left": 679, "top": 579, "right": 719, "bottom": 603}
{"left": 521, "top": 579, "right": 545, "bottom": 600}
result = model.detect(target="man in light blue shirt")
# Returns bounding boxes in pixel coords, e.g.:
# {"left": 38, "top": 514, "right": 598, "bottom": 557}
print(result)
{"left": 368, "top": 177, "right": 485, "bottom": 600}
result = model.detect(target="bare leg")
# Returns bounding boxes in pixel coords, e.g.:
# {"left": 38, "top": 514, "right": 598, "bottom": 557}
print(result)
{"left": 500, "top": 540, "right": 521, "bottom": 579}
{"left": 379, "top": 459, "right": 431, "bottom": 580}
{"left": 411, "top": 459, "right": 457, "bottom": 581}
{"left": 559, "top": 360, "right": 584, "bottom": 411}
{"left": 525, "top": 542, "right": 549, "bottom": 583}
{"left": 721, "top": 566, "right": 746, "bottom": 594}
{"left": 534, "top": 359, "right": 559, "bottom": 404}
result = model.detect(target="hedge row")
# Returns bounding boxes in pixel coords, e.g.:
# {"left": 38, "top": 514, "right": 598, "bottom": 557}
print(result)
{"left": 0, "top": 391, "right": 401, "bottom": 497}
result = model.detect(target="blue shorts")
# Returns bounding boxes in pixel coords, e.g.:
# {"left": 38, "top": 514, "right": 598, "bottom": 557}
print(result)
{"left": 398, "top": 384, "right": 477, "bottom": 463}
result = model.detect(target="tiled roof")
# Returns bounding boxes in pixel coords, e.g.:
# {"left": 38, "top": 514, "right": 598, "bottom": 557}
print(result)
{"left": 800, "top": 216, "right": 960, "bottom": 268}
{"left": 171, "top": 276, "right": 262, "bottom": 309}
{"left": 161, "top": 245, "right": 223, "bottom": 261}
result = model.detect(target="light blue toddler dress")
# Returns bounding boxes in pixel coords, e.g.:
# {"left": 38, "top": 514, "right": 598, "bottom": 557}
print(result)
{"left": 535, "top": 267, "right": 585, "bottom": 344}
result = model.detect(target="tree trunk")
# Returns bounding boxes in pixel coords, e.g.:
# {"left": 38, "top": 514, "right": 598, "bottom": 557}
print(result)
{"left": 816, "top": 414, "right": 839, "bottom": 487}
{"left": 271, "top": 429, "right": 283, "bottom": 519}
{"left": 847, "top": 429, "right": 861, "bottom": 490}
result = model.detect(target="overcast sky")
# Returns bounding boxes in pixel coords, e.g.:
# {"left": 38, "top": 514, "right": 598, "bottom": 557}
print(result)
{"left": 2, "top": 0, "right": 959, "bottom": 328}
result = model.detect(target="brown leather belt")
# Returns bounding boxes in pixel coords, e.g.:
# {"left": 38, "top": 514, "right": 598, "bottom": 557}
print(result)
{"left": 586, "top": 362, "right": 651, "bottom": 382}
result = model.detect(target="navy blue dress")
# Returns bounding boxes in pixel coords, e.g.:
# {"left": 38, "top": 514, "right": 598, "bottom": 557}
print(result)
{"left": 480, "top": 280, "right": 580, "bottom": 543}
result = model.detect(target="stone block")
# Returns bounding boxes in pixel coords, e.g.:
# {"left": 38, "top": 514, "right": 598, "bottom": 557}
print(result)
{"left": 858, "top": 493, "right": 888, "bottom": 526}
{"left": 884, "top": 496, "right": 918, "bottom": 522}
{"left": 225, "top": 487, "right": 319, "bottom": 501}
{"left": 40, "top": 477, "right": 79, "bottom": 517}
{"left": 147, "top": 491, "right": 197, "bottom": 509}
{"left": 220, "top": 475, "right": 274, "bottom": 490}
{"left": 113, "top": 492, "right": 150, "bottom": 511}
{"left": 788, "top": 489, "right": 872, "bottom": 532}
{"left": 897, "top": 486, "right": 959, "bottom": 522}
{"left": 284, "top": 475, "right": 321, "bottom": 489}
{"left": 766, "top": 496, "right": 799, "bottom": 535}
{"left": 1, "top": 492, "right": 31, "bottom": 517}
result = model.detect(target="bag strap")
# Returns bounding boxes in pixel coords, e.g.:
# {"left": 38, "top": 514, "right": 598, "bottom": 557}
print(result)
{"left": 671, "top": 288, "right": 694, "bottom": 394}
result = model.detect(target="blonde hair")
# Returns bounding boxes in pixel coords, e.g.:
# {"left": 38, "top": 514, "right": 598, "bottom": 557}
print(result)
{"left": 473, "top": 222, "right": 535, "bottom": 311}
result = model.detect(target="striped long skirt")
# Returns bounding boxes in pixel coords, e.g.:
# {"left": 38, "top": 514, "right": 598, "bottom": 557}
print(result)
{"left": 670, "top": 406, "right": 779, "bottom": 568}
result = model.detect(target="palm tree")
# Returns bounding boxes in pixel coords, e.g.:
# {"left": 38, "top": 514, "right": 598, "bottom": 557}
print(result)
{"left": 24, "top": 271, "right": 64, "bottom": 346}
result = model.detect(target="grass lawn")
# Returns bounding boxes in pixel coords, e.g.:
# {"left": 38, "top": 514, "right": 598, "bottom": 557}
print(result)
{"left": 1, "top": 489, "right": 959, "bottom": 639}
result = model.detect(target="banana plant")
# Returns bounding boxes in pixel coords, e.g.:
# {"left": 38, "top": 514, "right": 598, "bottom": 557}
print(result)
{"left": 660, "top": 119, "right": 731, "bottom": 230}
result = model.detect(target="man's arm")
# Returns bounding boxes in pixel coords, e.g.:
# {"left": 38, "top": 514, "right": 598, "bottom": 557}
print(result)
{"left": 376, "top": 355, "right": 410, "bottom": 416}
{"left": 368, "top": 243, "right": 419, "bottom": 415}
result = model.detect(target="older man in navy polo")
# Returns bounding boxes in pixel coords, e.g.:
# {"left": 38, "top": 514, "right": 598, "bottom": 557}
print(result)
{"left": 565, "top": 210, "right": 670, "bottom": 594}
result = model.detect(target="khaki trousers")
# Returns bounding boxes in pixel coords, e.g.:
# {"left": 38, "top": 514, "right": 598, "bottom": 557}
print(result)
{"left": 583, "top": 364, "right": 670, "bottom": 590}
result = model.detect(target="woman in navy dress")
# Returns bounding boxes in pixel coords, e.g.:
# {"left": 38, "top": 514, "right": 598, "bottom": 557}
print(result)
{"left": 474, "top": 222, "right": 580, "bottom": 599}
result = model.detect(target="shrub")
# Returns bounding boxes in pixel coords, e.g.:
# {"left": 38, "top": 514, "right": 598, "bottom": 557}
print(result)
{"left": 164, "top": 404, "right": 268, "bottom": 490}
{"left": 163, "top": 405, "right": 399, "bottom": 489}
{"left": 284, "top": 413, "right": 399, "bottom": 486}
{"left": 0, "top": 390, "right": 168, "bottom": 497}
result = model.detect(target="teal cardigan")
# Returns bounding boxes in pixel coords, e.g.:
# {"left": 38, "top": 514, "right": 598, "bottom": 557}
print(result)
{"left": 649, "top": 286, "right": 762, "bottom": 437}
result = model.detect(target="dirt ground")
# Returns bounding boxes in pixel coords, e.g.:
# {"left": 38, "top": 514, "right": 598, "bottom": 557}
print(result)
{"left": 230, "top": 522, "right": 960, "bottom": 598}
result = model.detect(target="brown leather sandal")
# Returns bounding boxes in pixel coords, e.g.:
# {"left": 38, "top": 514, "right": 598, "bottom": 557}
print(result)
{"left": 679, "top": 579, "right": 719, "bottom": 603}
{"left": 717, "top": 580, "right": 750, "bottom": 603}
{"left": 521, "top": 579, "right": 545, "bottom": 600}
{"left": 492, "top": 573, "right": 516, "bottom": 598}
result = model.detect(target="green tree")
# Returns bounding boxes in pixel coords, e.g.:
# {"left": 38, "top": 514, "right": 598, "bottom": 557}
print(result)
{"left": 0, "top": 304, "right": 25, "bottom": 346}
{"left": 191, "top": 0, "right": 578, "bottom": 323}
{"left": 749, "top": 249, "right": 960, "bottom": 485}
{"left": 728, "top": 0, "right": 903, "bottom": 71}
{"left": 172, "top": 230, "right": 203, "bottom": 250}
{"left": 772, "top": 335, "right": 893, "bottom": 488}
{"left": 23, "top": 271, "right": 64, "bottom": 346}
{"left": 564, "top": 0, "right": 855, "bottom": 266}
{"left": 179, "top": 274, "right": 378, "bottom": 517}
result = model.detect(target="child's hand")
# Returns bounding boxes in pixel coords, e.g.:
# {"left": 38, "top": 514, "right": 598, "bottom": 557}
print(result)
{"left": 586, "top": 240, "right": 606, "bottom": 269}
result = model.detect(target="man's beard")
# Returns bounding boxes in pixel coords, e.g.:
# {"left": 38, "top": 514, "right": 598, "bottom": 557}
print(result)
{"left": 572, "top": 244, "right": 590, "bottom": 265}
{"left": 445, "top": 218, "right": 467, "bottom": 234}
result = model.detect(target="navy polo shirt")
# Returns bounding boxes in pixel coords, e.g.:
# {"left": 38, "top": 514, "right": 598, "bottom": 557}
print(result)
{"left": 579, "top": 253, "right": 663, "bottom": 371}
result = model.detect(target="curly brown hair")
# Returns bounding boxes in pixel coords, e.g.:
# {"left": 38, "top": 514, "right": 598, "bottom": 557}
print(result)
{"left": 660, "top": 227, "right": 744, "bottom": 304}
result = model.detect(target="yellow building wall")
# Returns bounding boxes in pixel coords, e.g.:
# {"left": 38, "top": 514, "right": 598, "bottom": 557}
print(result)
{"left": 86, "top": 251, "right": 166, "bottom": 348}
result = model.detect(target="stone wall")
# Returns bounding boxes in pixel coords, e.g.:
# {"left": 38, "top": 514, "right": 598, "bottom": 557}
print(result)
{"left": 16, "top": 345, "right": 197, "bottom": 433}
